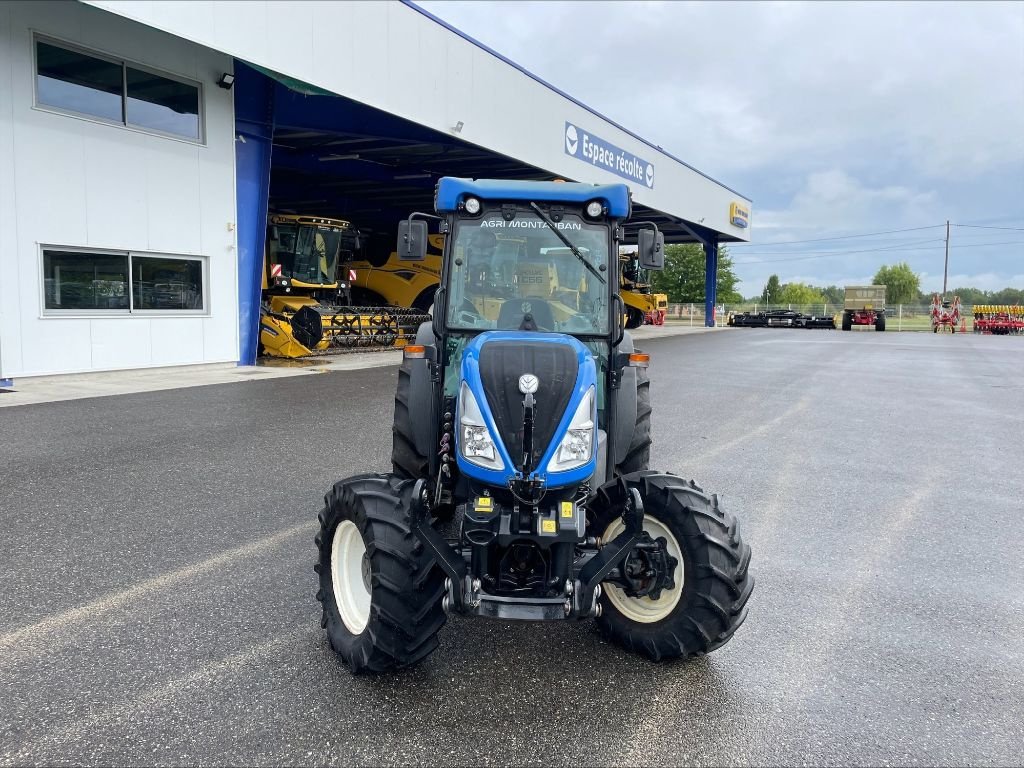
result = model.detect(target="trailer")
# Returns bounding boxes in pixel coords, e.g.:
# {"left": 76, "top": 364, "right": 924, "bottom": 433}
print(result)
{"left": 841, "top": 286, "right": 886, "bottom": 331}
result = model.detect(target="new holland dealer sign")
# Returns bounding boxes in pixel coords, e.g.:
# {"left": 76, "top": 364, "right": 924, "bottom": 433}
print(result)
{"left": 564, "top": 122, "right": 654, "bottom": 189}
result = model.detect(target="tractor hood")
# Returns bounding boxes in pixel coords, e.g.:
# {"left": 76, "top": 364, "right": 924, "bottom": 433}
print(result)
{"left": 456, "top": 331, "right": 597, "bottom": 490}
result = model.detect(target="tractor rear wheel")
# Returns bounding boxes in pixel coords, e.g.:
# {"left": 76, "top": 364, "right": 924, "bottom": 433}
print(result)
{"left": 614, "top": 365, "right": 651, "bottom": 475}
{"left": 625, "top": 307, "right": 645, "bottom": 329}
{"left": 315, "top": 473, "right": 446, "bottom": 674}
{"left": 392, "top": 361, "right": 429, "bottom": 481}
{"left": 589, "top": 472, "right": 753, "bottom": 661}
{"left": 392, "top": 361, "right": 455, "bottom": 521}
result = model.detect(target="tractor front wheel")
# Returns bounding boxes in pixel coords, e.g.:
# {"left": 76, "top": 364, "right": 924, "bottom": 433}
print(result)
{"left": 589, "top": 472, "right": 753, "bottom": 661}
{"left": 315, "top": 474, "right": 446, "bottom": 674}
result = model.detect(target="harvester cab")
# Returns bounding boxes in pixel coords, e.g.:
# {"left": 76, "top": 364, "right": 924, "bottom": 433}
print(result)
{"left": 315, "top": 178, "right": 753, "bottom": 673}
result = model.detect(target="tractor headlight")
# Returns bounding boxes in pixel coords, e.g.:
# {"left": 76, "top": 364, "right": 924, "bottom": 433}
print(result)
{"left": 458, "top": 382, "right": 504, "bottom": 470}
{"left": 547, "top": 387, "right": 595, "bottom": 472}
{"left": 463, "top": 196, "right": 481, "bottom": 215}
{"left": 585, "top": 200, "right": 604, "bottom": 219}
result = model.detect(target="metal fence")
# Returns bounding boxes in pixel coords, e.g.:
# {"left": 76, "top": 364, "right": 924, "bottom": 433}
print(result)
{"left": 662, "top": 303, "right": 996, "bottom": 331}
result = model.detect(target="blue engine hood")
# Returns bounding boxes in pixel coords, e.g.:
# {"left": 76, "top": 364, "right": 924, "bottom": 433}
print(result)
{"left": 455, "top": 331, "right": 597, "bottom": 489}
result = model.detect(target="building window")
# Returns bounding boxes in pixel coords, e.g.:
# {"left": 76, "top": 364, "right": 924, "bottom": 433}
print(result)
{"left": 43, "top": 249, "right": 205, "bottom": 314}
{"left": 34, "top": 37, "right": 203, "bottom": 142}
{"left": 131, "top": 256, "right": 204, "bottom": 311}
{"left": 44, "top": 250, "right": 129, "bottom": 311}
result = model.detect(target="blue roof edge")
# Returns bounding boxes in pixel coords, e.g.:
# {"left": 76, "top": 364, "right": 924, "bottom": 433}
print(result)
{"left": 402, "top": 0, "right": 750, "bottom": 203}
{"left": 435, "top": 177, "right": 632, "bottom": 217}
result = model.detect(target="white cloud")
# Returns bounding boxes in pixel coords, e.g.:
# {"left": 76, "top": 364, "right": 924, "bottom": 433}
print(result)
{"left": 419, "top": 0, "right": 1024, "bottom": 291}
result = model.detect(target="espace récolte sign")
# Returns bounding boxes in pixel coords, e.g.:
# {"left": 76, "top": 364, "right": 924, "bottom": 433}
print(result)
{"left": 564, "top": 122, "right": 654, "bottom": 189}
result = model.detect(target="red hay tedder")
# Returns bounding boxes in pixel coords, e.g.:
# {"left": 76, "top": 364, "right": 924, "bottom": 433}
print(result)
{"left": 930, "top": 294, "right": 964, "bottom": 333}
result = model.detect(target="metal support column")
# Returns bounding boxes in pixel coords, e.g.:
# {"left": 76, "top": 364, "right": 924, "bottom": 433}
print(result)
{"left": 704, "top": 236, "right": 719, "bottom": 327}
{"left": 233, "top": 63, "right": 275, "bottom": 366}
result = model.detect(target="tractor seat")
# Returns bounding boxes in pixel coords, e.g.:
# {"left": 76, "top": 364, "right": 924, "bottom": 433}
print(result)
{"left": 496, "top": 298, "right": 555, "bottom": 332}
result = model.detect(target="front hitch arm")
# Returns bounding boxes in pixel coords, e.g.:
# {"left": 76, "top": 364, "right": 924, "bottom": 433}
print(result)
{"left": 410, "top": 479, "right": 467, "bottom": 609}
{"left": 577, "top": 486, "right": 645, "bottom": 616}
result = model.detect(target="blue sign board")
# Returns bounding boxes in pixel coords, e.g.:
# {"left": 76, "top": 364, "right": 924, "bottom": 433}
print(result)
{"left": 564, "top": 122, "right": 654, "bottom": 189}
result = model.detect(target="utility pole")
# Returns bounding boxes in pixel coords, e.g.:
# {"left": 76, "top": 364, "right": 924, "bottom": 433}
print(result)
{"left": 943, "top": 220, "right": 950, "bottom": 294}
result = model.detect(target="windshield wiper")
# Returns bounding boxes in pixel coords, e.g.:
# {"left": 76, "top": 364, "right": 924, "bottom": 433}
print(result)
{"left": 528, "top": 202, "right": 606, "bottom": 284}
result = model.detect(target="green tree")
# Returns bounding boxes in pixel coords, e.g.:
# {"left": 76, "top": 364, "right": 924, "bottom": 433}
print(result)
{"left": 651, "top": 244, "right": 742, "bottom": 303}
{"left": 776, "top": 282, "right": 826, "bottom": 306}
{"left": 990, "top": 287, "right": 1024, "bottom": 304}
{"left": 873, "top": 262, "right": 921, "bottom": 304}
{"left": 762, "top": 274, "right": 781, "bottom": 304}
{"left": 949, "top": 286, "right": 988, "bottom": 305}
{"left": 820, "top": 285, "right": 845, "bottom": 305}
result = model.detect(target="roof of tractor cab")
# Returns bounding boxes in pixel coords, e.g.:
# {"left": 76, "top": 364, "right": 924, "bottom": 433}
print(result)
{"left": 435, "top": 178, "right": 632, "bottom": 218}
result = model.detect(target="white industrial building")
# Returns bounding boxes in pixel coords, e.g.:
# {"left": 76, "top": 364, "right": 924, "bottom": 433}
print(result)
{"left": 0, "top": 0, "right": 751, "bottom": 382}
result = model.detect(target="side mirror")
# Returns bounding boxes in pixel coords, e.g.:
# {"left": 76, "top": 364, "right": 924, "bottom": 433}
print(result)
{"left": 397, "top": 219, "right": 428, "bottom": 261}
{"left": 637, "top": 227, "right": 665, "bottom": 270}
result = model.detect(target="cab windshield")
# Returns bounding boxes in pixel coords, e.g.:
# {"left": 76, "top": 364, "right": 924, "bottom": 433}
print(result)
{"left": 446, "top": 211, "right": 611, "bottom": 335}
{"left": 268, "top": 224, "right": 344, "bottom": 286}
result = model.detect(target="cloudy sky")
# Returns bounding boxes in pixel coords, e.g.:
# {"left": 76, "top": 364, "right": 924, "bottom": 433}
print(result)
{"left": 419, "top": 1, "right": 1024, "bottom": 296}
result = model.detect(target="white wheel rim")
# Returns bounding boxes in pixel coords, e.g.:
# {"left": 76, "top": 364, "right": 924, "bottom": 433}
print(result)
{"left": 603, "top": 514, "right": 684, "bottom": 624}
{"left": 331, "top": 520, "right": 371, "bottom": 634}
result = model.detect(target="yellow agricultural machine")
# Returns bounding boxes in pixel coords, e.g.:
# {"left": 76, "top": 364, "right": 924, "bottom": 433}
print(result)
{"left": 620, "top": 252, "right": 668, "bottom": 327}
{"left": 259, "top": 214, "right": 429, "bottom": 358}
{"left": 347, "top": 234, "right": 445, "bottom": 311}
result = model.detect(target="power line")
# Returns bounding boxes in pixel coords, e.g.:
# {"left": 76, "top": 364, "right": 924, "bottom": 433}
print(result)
{"left": 732, "top": 239, "right": 1024, "bottom": 266}
{"left": 733, "top": 237, "right": 945, "bottom": 257}
{"left": 952, "top": 223, "right": 1024, "bottom": 232}
{"left": 728, "top": 224, "right": 945, "bottom": 247}
{"left": 732, "top": 238, "right": 946, "bottom": 263}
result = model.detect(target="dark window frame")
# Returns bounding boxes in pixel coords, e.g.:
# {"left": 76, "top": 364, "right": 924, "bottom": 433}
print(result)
{"left": 41, "top": 246, "right": 208, "bottom": 316}
{"left": 32, "top": 33, "right": 205, "bottom": 144}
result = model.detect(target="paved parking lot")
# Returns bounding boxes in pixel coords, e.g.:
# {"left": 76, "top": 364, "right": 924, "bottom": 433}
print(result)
{"left": 1, "top": 330, "right": 1022, "bottom": 766}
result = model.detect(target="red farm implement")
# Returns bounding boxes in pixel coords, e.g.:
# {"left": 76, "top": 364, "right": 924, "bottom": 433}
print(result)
{"left": 930, "top": 294, "right": 964, "bottom": 333}
{"left": 972, "top": 305, "right": 1024, "bottom": 335}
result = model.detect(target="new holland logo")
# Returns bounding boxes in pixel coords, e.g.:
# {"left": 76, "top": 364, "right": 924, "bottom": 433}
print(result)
{"left": 518, "top": 374, "right": 539, "bottom": 395}
{"left": 565, "top": 124, "right": 579, "bottom": 154}
{"left": 729, "top": 202, "right": 750, "bottom": 229}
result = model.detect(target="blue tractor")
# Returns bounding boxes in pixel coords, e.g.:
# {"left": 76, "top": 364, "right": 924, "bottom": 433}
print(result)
{"left": 315, "top": 178, "right": 753, "bottom": 672}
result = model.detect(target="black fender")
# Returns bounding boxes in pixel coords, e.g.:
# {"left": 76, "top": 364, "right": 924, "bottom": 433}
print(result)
{"left": 611, "top": 330, "right": 638, "bottom": 466}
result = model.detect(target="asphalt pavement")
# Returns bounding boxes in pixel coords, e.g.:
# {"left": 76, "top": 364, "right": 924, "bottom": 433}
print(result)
{"left": 1, "top": 329, "right": 1022, "bottom": 766}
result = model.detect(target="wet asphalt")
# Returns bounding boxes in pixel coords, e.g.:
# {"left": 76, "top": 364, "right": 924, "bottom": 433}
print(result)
{"left": 1, "top": 329, "right": 1022, "bottom": 766}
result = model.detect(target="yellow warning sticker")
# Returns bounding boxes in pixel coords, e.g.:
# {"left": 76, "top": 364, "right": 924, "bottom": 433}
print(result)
{"left": 560, "top": 501, "right": 574, "bottom": 518}
{"left": 542, "top": 519, "right": 557, "bottom": 533}
{"left": 476, "top": 497, "right": 492, "bottom": 508}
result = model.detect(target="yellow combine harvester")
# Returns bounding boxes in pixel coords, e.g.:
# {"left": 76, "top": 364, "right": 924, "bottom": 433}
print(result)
{"left": 259, "top": 214, "right": 429, "bottom": 358}
{"left": 348, "top": 234, "right": 445, "bottom": 311}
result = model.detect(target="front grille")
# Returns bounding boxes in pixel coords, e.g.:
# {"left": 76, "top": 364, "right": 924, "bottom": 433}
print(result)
{"left": 478, "top": 340, "right": 578, "bottom": 472}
